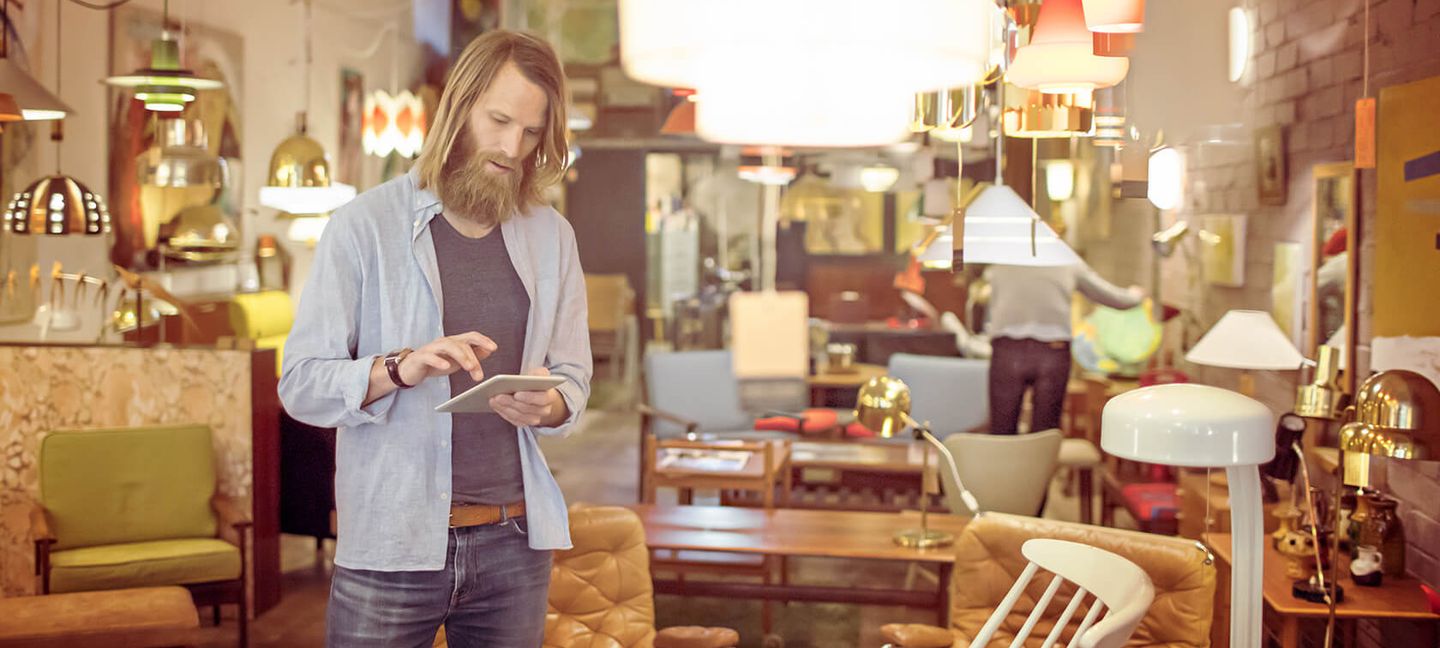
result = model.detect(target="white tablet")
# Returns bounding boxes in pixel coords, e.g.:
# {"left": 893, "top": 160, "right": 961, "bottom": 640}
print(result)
{"left": 434, "top": 374, "right": 567, "bottom": 413}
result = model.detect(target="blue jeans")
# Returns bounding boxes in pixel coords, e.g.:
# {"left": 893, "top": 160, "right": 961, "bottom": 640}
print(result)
{"left": 325, "top": 517, "right": 552, "bottom": 647}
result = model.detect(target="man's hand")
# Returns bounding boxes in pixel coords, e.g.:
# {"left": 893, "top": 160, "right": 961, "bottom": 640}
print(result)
{"left": 398, "top": 332, "right": 497, "bottom": 385}
{"left": 490, "top": 367, "right": 568, "bottom": 428}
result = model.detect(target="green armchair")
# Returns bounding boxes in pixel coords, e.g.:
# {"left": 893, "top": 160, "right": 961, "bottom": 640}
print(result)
{"left": 31, "top": 424, "right": 251, "bottom": 647}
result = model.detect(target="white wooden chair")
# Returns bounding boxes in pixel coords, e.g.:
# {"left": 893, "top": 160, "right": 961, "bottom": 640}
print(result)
{"left": 884, "top": 537, "right": 1155, "bottom": 648}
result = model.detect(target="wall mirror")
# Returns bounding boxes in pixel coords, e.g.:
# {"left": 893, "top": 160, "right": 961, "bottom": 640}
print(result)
{"left": 1309, "top": 161, "right": 1354, "bottom": 358}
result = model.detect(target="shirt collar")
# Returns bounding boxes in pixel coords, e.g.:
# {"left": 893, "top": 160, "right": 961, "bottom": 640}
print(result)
{"left": 408, "top": 169, "right": 442, "bottom": 240}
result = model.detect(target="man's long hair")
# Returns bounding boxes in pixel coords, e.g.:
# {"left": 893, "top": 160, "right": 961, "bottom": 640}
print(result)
{"left": 415, "top": 30, "right": 569, "bottom": 209}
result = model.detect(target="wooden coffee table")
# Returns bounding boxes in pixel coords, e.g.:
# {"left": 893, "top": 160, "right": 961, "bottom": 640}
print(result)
{"left": 632, "top": 504, "right": 968, "bottom": 624}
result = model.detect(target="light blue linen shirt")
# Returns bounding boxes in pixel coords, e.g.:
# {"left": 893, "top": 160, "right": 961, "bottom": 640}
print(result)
{"left": 278, "top": 169, "right": 591, "bottom": 571}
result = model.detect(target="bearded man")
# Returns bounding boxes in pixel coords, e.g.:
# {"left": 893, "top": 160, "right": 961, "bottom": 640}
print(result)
{"left": 279, "top": 29, "right": 591, "bottom": 648}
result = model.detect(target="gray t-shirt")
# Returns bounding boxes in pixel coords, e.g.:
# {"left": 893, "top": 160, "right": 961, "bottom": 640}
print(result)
{"left": 431, "top": 215, "right": 529, "bottom": 505}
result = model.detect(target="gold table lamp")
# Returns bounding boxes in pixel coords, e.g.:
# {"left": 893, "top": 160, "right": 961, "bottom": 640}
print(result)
{"left": 855, "top": 376, "right": 981, "bottom": 548}
{"left": 1337, "top": 369, "right": 1440, "bottom": 487}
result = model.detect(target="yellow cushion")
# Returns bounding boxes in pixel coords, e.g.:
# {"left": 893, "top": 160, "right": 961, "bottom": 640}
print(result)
{"left": 48, "top": 538, "right": 240, "bottom": 593}
{"left": 41, "top": 426, "right": 217, "bottom": 551}
{"left": 230, "top": 291, "right": 294, "bottom": 340}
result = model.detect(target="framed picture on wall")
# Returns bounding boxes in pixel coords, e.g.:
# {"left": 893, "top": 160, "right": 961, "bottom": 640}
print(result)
{"left": 1201, "top": 214, "right": 1247, "bottom": 287}
{"left": 1255, "top": 125, "right": 1288, "bottom": 206}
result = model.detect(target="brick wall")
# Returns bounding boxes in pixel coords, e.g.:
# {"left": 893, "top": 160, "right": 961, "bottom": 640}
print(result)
{"left": 1083, "top": 0, "right": 1440, "bottom": 637}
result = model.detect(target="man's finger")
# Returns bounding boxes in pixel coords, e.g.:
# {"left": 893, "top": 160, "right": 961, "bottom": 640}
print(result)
{"left": 458, "top": 331, "right": 498, "bottom": 353}
{"left": 527, "top": 366, "right": 551, "bottom": 377}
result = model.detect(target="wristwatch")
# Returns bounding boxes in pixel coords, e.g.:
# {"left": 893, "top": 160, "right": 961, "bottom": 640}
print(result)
{"left": 384, "top": 348, "right": 415, "bottom": 388}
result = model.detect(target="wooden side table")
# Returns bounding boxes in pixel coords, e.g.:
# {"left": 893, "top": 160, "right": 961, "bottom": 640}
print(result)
{"left": 807, "top": 362, "right": 887, "bottom": 407}
{"left": 1205, "top": 533, "right": 1440, "bottom": 648}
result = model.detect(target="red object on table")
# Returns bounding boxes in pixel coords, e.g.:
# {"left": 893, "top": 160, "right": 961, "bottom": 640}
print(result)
{"left": 755, "top": 410, "right": 874, "bottom": 438}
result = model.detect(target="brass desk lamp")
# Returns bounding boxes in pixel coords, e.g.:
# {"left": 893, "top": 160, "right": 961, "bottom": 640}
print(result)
{"left": 855, "top": 376, "right": 982, "bottom": 548}
{"left": 1293, "top": 349, "right": 1440, "bottom": 648}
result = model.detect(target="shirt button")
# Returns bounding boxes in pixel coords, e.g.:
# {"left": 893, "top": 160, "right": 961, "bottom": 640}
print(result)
{"left": 440, "top": 492, "right": 449, "bottom": 501}
{"left": 441, "top": 439, "right": 449, "bottom": 448}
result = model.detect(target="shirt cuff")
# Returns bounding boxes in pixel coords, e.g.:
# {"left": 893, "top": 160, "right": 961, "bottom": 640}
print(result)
{"left": 345, "top": 355, "right": 397, "bottom": 426}
{"left": 531, "top": 377, "right": 584, "bottom": 437}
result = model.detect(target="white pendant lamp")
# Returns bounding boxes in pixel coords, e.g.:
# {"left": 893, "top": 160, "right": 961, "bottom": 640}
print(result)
{"left": 619, "top": 0, "right": 993, "bottom": 147}
{"left": 1081, "top": 0, "right": 1146, "bottom": 33}
{"left": 1006, "top": 0, "right": 1129, "bottom": 94}
{"left": 962, "top": 185, "right": 1082, "bottom": 266}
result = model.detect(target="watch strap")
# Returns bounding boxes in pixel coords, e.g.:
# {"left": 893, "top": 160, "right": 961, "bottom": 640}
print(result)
{"left": 385, "top": 348, "right": 414, "bottom": 389}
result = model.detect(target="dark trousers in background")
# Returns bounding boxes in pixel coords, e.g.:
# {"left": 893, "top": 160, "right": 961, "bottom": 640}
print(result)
{"left": 988, "top": 337, "right": 1072, "bottom": 435}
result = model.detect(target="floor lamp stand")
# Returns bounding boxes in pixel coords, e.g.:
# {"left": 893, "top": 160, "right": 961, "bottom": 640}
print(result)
{"left": 1227, "top": 465, "right": 1263, "bottom": 648}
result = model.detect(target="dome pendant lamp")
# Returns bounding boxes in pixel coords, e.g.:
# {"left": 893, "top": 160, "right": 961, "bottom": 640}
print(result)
{"left": 1006, "top": 0, "right": 1129, "bottom": 94}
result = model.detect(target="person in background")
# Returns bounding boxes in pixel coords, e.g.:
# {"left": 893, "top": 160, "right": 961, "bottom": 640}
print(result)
{"left": 982, "top": 263, "right": 1143, "bottom": 435}
{"left": 279, "top": 30, "right": 591, "bottom": 647}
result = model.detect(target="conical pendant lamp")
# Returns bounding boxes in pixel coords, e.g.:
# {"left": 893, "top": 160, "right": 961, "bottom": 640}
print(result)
{"left": 0, "top": 0, "right": 71, "bottom": 120}
{"left": 1006, "top": 0, "right": 1128, "bottom": 94}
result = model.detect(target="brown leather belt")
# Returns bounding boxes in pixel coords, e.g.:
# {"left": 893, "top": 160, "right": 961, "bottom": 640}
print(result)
{"left": 448, "top": 501, "right": 525, "bottom": 528}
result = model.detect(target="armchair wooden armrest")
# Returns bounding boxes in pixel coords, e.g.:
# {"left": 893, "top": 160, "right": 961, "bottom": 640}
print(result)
{"left": 212, "top": 494, "right": 252, "bottom": 549}
{"left": 29, "top": 501, "right": 55, "bottom": 545}
{"left": 879, "top": 623, "right": 955, "bottom": 648}
{"left": 637, "top": 403, "right": 701, "bottom": 436}
{"left": 30, "top": 502, "right": 55, "bottom": 591}
{"left": 654, "top": 626, "right": 741, "bottom": 648}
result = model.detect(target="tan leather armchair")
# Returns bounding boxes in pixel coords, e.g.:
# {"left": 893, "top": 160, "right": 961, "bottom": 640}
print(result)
{"left": 882, "top": 513, "right": 1216, "bottom": 648}
{"left": 436, "top": 506, "right": 738, "bottom": 648}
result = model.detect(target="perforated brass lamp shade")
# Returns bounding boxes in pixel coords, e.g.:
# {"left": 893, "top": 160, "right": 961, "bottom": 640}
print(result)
{"left": 4, "top": 175, "right": 111, "bottom": 236}
{"left": 1338, "top": 370, "right": 1440, "bottom": 486}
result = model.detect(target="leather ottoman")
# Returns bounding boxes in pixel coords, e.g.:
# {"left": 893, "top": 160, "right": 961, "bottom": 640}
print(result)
{"left": 0, "top": 586, "right": 200, "bottom": 648}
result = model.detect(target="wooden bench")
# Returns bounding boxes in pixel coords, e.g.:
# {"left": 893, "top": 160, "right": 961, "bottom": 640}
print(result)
{"left": 0, "top": 586, "right": 200, "bottom": 648}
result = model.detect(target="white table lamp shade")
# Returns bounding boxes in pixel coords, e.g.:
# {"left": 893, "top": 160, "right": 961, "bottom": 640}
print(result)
{"left": 1185, "top": 310, "right": 1305, "bottom": 370}
{"left": 961, "top": 185, "right": 1083, "bottom": 267}
{"left": 1101, "top": 383, "right": 1275, "bottom": 467}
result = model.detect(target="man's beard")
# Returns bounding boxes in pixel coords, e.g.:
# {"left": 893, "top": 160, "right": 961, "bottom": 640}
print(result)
{"left": 437, "top": 140, "right": 524, "bottom": 227}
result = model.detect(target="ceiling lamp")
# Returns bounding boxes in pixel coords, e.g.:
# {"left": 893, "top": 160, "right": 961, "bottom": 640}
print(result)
{"left": 0, "top": 93, "right": 20, "bottom": 130}
{"left": 962, "top": 185, "right": 1081, "bottom": 266}
{"left": 1006, "top": 0, "right": 1129, "bottom": 94}
{"left": 860, "top": 165, "right": 900, "bottom": 193}
{"left": 362, "top": 89, "right": 426, "bottom": 158}
{"left": 1081, "top": 0, "right": 1146, "bottom": 33}
{"left": 659, "top": 99, "right": 696, "bottom": 135}
{"left": 1147, "top": 146, "right": 1183, "bottom": 211}
{"left": 158, "top": 204, "right": 239, "bottom": 262}
{"left": 140, "top": 119, "right": 225, "bottom": 189}
{"left": 1003, "top": 89, "right": 1094, "bottom": 138}
{"left": 261, "top": 114, "right": 357, "bottom": 215}
{"left": 619, "top": 0, "right": 993, "bottom": 147}
{"left": 1093, "top": 82, "right": 1127, "bottom": 147}
{"left": 737, "top": 164, "right": 797, "bottom": 186}
{"left": 104, "top": 0, "right": 222, "bottom": 113}
{"left": 1046, "top": 160, "right": 1075, "bottom": 201}
{"left": 0, "top": 60, "right": 71, "bottom": 120}
{"left": 4, "top": 176, "right": 111, "bottom": 236}
{"left": 261, "top": 0, "right": 355, "bottom": 216}
{"left": 286, "top": 215, "right": 329, "bottom": 247}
